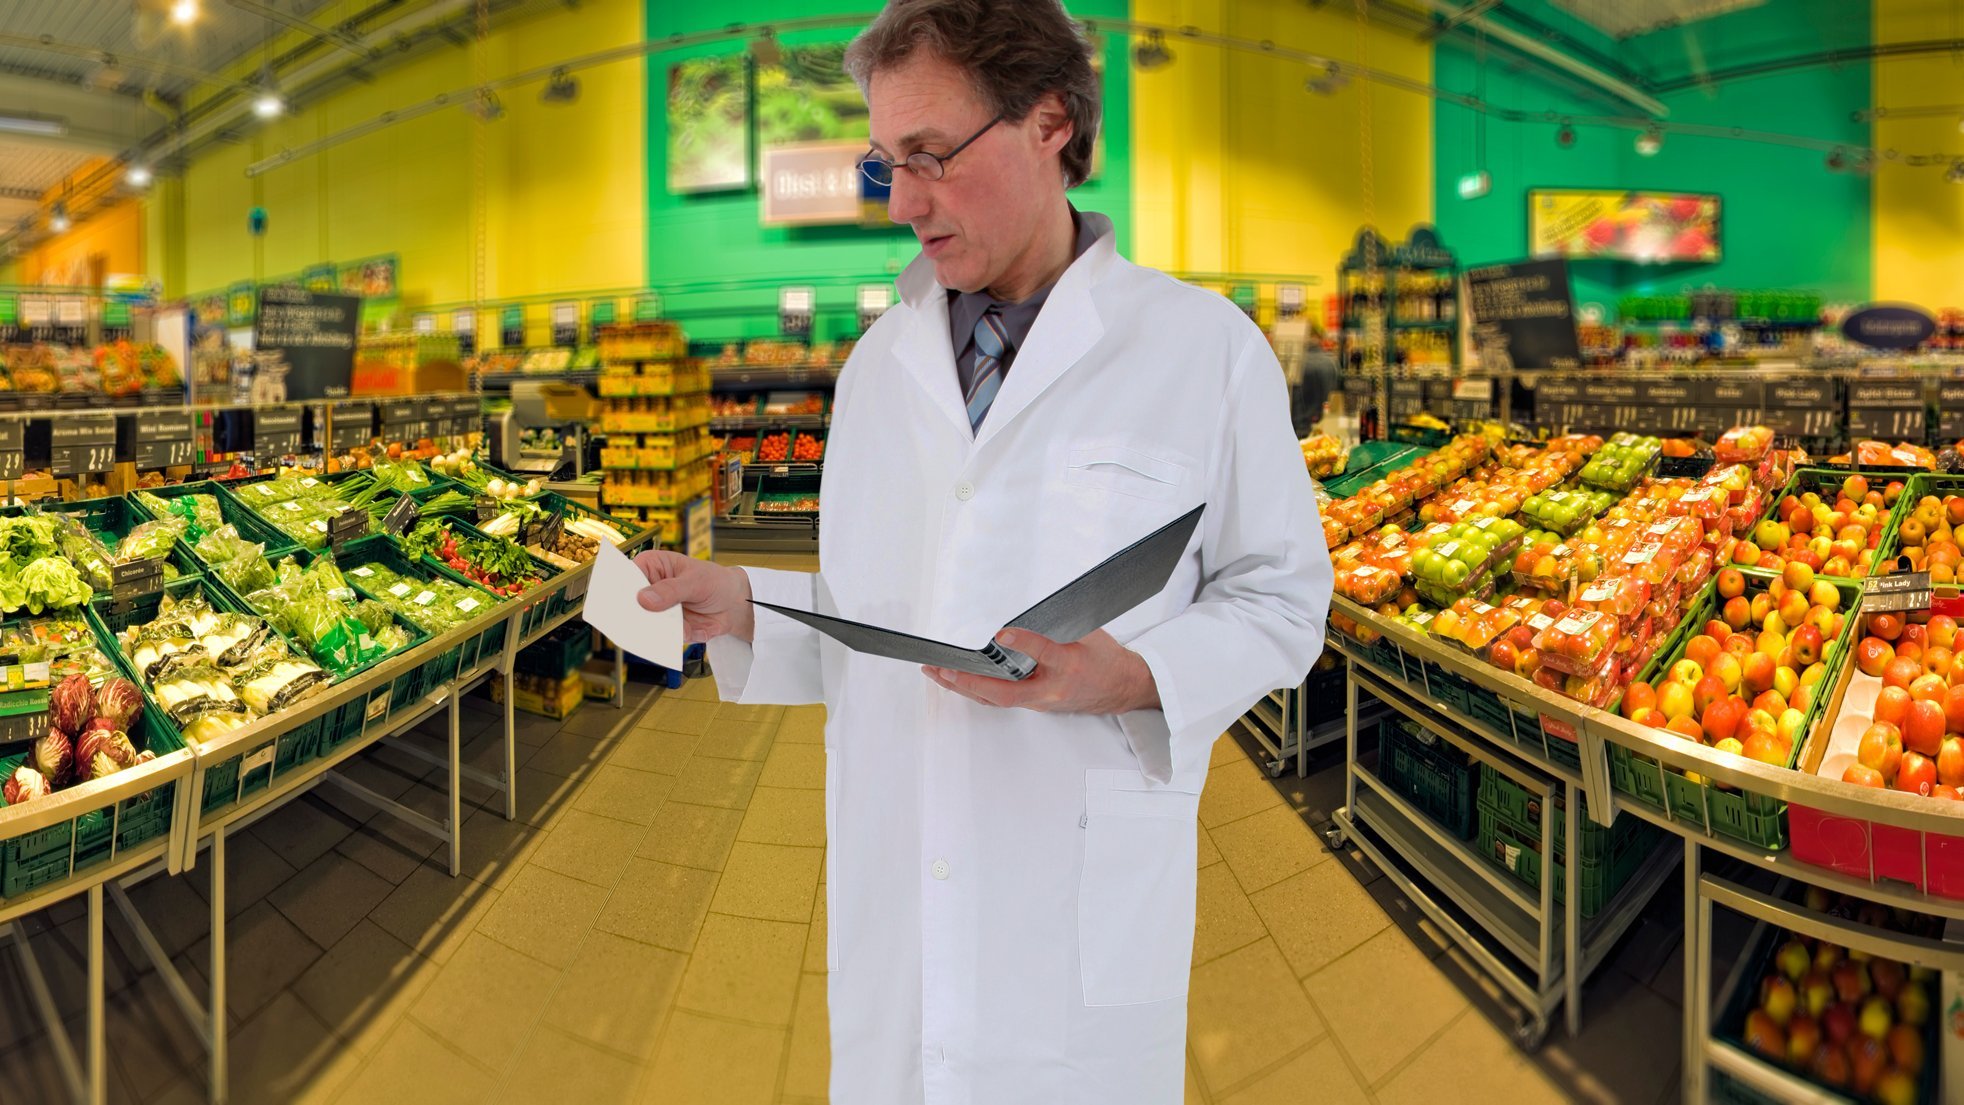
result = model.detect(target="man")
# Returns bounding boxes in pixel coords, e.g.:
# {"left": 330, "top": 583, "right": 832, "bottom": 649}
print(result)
{"left": 1291, "top": 341, "right": 1342, "bottom": 440}
{"left": 634, "top": 2, "right": 1331, "bottom": 1101}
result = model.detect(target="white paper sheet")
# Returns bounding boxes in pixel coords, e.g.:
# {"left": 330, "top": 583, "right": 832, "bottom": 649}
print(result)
{"left": 581, "top": 540, "right": 685, "bottom": 669}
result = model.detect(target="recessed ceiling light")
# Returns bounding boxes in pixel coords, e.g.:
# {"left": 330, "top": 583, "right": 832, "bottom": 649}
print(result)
{"left": 170, "top": 0, "right": 198, "bottom": 25}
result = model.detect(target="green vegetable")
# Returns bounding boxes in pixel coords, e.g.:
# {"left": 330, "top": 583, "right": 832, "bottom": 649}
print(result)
{"left": 136, "top": 491, "right": 222, "bottom": 543}
{"left": 17, "top": 558, "right": 92, "bottom": 614}
{"left": 242, "top": 555, "right": 395, "bottom": 675}
{"left": 117, "top": 518, "right": 186, "bottom": 561}
{"left": 54, "top": 519, "right": 115, "bottom": 591}
{"left": 346, "top": 561, "right": 496, "bottom": 633}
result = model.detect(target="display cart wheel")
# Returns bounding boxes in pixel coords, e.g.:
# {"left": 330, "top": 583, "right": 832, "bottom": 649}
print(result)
{"left": 1265, "top": 758, "right": 1285, "bottom": 779}
{"left": 1324, "top": 826, "right": 1348, "bottom": 850}
{"left": 1513, "top": 1014, "right": 1548, "bottom": 1051}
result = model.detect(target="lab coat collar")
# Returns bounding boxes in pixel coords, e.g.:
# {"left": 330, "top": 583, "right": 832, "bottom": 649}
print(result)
{"left": 893, "top": 212, "right": 1116, "bottom": 444}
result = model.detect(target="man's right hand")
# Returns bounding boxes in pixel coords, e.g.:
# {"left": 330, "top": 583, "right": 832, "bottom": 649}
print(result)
{"left": 633, "top": 552, "right": 756, "bottom": 645}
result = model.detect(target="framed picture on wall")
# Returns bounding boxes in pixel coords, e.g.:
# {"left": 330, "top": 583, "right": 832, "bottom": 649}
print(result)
{"left": 755, "top": 44, "right": 869, "bottom": 167}
{"left": 1528, "top": 189, "right": 1722, "bottom": 264}
{"left": 668, "top": 55, "right": 753, "bottom": 194}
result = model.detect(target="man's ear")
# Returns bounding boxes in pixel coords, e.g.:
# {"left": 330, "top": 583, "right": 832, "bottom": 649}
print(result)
{"left": 1030, "top": 91, "right": 1074, "bottom": 155}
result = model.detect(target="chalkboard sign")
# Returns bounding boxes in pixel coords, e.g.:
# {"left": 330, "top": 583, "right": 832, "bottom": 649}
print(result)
{"left": 254, "top": 406, "right": 303, "bottom": 457}
{"left": 329, "top": 402, "right": 375, "bottom": 451}
{"left": 111, "top": 558, "right": 165, "bottom": 607}
{"left": 1941, "top": 380, "right": 1964, "bottom": 442}
{"left": 1847, "top": 380, "right": 1928, "bottom": 441}
{"left": 1465, "top": 259, "right": 1582, "bottom": 372}
{"left": 1637, "top": 378, "right": 1701, "bottom": 435}
{"left": 1866, "top": 569, "right": 1933, "bottom": 613}
{"left": 1762, "top": 379, "right": 1840, "bottom": 438}
{"left": 0, "top": 418, "right": 21, "bottom": 481}
{"left": 130, "top": 411, "right": 198, "bottom": 470}
{"left": 328, "top": 508, "right": 368, "bottom": 552}
{"left": 254, "top": 286, "right": 361, "bottom": 400}
{"left": 381, "top": 495, "right": 420, "bottom": 537}
{"left": 50, "top": 413, "right": 117, "bottom": 476}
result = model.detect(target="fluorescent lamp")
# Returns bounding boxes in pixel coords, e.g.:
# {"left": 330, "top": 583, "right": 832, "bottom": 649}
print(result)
{"left": 126, "top": 164, "right": 152, "bottom": 187}
{"left": 0, "top": 114, "right": 66, "bottom": 138}
{"left": 1457, "top": 171, "right": 1490, "bottom": 199}
{"left": 253, "top": 92, "right": 284, "bottom": 119}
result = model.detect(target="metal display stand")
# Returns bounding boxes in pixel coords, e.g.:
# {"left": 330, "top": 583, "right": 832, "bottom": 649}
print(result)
{"left": 1327, "top": 593, "right": 1964, "bottom": 1101}
{"left": 0, "top": 508, "right": 654, "bottom": 1104}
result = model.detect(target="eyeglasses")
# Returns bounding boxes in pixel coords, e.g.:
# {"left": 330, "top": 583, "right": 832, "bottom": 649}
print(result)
{"left": 859, "top": 114, "right": 1005, "bottom": 187}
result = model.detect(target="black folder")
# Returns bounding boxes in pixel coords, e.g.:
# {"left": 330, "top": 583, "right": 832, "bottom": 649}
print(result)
{"left": 752, "top": 504, "right": 1205, "bottom": 681}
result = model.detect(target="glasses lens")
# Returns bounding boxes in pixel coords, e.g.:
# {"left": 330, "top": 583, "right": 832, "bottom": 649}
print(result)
{"left": 906, "top": 152, "right": 946, "bottom": 181}
{"left": 859, "top": 158, "right": 894, "bottom": 186}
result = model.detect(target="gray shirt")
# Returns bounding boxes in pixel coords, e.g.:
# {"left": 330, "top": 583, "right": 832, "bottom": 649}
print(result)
{"left": 948, "top": 209, "right": 1102, "bottom": 395}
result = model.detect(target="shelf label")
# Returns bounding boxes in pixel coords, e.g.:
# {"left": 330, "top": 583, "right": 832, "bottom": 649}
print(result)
{"left": 413, "top": 312, "right": 436, "bottom": 335}
{"left": 551, "top": 301, "right": 579, "bottom": 348}
{"left": 110, "top": 558, "right": 165, "bottom": 604}
{"left": 329, "top": 402, "right": 375, "bottom": 450}
{"left": 500, "top": 305, "right": 525, "bottom": 348}
{"left": 381, "top": 494, "right": 420, "bottom": 537}
{"left": 254, "top": 406, "right": 303, "bottom": 457}
{"left": 779, "top": 286, "right": 815, "bottom": 338}
{"left": 452, "top": 309, "right": 476, "bottom": 357}
{"left": 1866, "top": 570, "right": 1933, "bottom": 613}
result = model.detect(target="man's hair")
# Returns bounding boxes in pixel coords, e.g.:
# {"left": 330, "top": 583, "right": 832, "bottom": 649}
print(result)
{"left": 844, "top": 0, "right": 1101, "bottom": 188}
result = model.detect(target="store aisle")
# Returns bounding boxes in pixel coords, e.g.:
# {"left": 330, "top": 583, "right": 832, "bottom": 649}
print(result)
{"left": 0, "top": 678, "right": 1686, "bottom": 1104}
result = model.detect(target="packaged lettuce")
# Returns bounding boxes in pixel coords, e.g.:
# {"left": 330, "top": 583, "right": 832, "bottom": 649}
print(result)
{"left": 347, "top": 562, "right": 494, "bottom": 634}
{"left": 136, "top": 491, "right": 223, "bottom": 543}
{"left": 54, "top": 518, "right": 115, "bottom": 591}
{"left": 116, "top": 518, "right": 187, "bottom": 561}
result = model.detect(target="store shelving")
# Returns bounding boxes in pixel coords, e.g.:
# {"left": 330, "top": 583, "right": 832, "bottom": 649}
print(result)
{"left": 595, "top": 322, "right": 716, "bottom": 559}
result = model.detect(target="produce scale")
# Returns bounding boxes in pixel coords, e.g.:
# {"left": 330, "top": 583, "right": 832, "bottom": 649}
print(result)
{"left": 1295, "top": 412, "right": 1964, "bottom": 1103}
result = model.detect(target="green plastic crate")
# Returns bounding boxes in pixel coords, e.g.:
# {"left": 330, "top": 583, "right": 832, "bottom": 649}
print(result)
{"left": 135, "top": 481, "right": 298, "bottom": 569}
{"left": 336, "top": 533, "right": 511, "bottom": 689}
{"left": 1474, "top": 797, "right": 1662, "bottom": 918}
{"left": 1736, "top": 467, "right": 1909, "bottom": 588}
{"left": 0, "top": 701, "right": 185, "bottom": 898}
{"left": 1875, "top": 472, "right": 1964, "bottom": 574}
{"left": 516, "top": 625, "right": 593, "bottom": 680}
{"left": 1376, "top": 718, "right": 1479, "bottom": 840}
{"left": 205, "top": 545, "right": 432, "bottom": 687}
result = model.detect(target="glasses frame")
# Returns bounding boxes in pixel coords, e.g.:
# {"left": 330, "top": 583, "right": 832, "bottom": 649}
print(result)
{"left": 859, "top": 114, "right": 1006, "bottom": 187}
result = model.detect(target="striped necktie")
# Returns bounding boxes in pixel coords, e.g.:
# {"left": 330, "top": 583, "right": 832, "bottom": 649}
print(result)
{"left": 965, "top": 308, "right": 1012, "bottom": 432}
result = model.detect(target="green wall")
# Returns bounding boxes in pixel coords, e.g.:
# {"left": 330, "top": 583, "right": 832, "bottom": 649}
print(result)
{"left": 1432, "top": 1, "right": 1873, "bottom": 315}
{"left": 643, "top": 1, "right": 1133, "bottom": 342}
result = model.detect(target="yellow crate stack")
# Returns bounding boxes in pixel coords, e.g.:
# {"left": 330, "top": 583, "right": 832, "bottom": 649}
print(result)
{"left": 598, "top": 321, "right": 716, "bottom": 558}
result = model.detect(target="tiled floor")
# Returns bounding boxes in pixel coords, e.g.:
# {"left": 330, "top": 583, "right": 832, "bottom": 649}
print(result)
{"left": 0, "top": 678, "right": 1694, "bottom": 1104}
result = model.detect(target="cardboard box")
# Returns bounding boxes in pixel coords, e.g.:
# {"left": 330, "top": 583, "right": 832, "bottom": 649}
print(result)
{"left": 489, "top": 671, "right": 584, "bottom": 720}
{"left": 577, "top": 659, "right": 618, "bottom": 703}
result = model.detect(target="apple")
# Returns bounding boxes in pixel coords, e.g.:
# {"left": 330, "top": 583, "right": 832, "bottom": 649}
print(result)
{"left": 1875, "top": 685, "right": 1913, "bottom": 728}
{"left": 1930, "top": 614, "right": 1957, "bottom": 649}
{"left": 1622, "top": 681, "right": 1658, "bottom": 720}
{"left": 1723, "top": 596, "right": 1753, "bottom": 631}
{"left": 1849, "top": 1035, "right": 1887, "bottom": 1095}
{"left": 1671, "top": 659, "right": 1705, "bottom": 687}
{"left": 1761, "top": 974, "right": 1799, "bottom": 1026}
{"left": 1714, "top": 736, "right": 1745, "bottom": 758}
{"left": 1875, "top": 1067, "right": 1916, "bottom": 1105}
{"left": 1786, "top": 1013, "right": 1823, "bottom": 1067}
{"left": 1779, "top": 590, "right": 1811, "bottom": 628}
{"left": 1824, "top": 1000, "right": 1859, "bottom": 1045}
{"left": 1634, "top": 707, "right": 1669, "bottom": 729}
{"left": 1898, "top": 982, "right": 1930, "bottom": 1026}
{"left": 1658, "top": 681, "right": 1695, "bottom": 721}
{"left": 1778, "top": 708, "right": 1807, "bottom": 745}
{"left": 1704, "top": 698, "right": 1749, "bottom": 743}
{"left": 1884, "top": 656, "right": 1922, "bottom": 690}
{"left": 1887, "top": 1020, "right": 1923, "bottom": 1073}
{"left": 1905, "top": 700, "right": 1946, "bottom": 757}
{"left": 1899, "top": 749, "right": 1937, "bottom": 795}
{"left": 1744, "top": 729, "right": 1791, "bottom": 766}
{"left": 1775, "top": 940, "right": 1811, "bottom": 982}
{"left": 1717, "top": 567, "right": 1746, "bottom": 598}
{"left": 1858, "top": 994, "right": 1893, "bottom": 1039}
{"left": 1834, "top": 959, "right": 1872, "bottom": 1002}
{"left": 1843, "top": 763, "right": 1888, "bottom": 788}
{"left": 1872, "top": 612, "right": 1906, "bottom": 641}
{"left": 1857, "top": 637, "right": 1896, "bottom": 677}
{"left": 1858, "top": 723, "right": 1903, "bottom": 782}
{"left": 1945, "top": 684, "right": 1964, "bottom": 734}
{"left": 1744, "top": 1009, "right": 1787, "bottom": 1061}
{"left": 1815, "top": 1041, "right": 1853, "bottom": 1088}
{"left": 1713, "top": 654, "right": 1746, "bottom": 693}
{"left": 1912, "top": 672, "right": 1949, "bottom": 704}
{"left": 1870, "top": 959, "right": 1906, "bottom": 1001}
{"left": 1752, "top": 593, "right": 1774, "bottom": 627}
{"left": 1752, "top": 688, "right": 1788, "bottom": 717}
{"left": 1705, "top": 618, "right": 1733, "bottom": 642}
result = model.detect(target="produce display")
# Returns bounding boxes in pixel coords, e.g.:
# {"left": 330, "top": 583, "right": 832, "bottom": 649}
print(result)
{"left": 134, "top": 490, "right": 224, "bottom": 544}
{"left": 401, "top": 519, "right": 544, "bottom": 598}
{"left": 1833, "top": 441, "right": 1939, "bottom": 471}
{"left": 3, "top": 674, "right": 155, "bottom": 807}
{"left": 792, "top": 434, "right": 825, "bottom": 462}
{"left": 1732, "top": 472, "right": 1892, "bottom": 581}
{"left": 0, "top": 615, "right": 118, "bottom": 689}
{"left": 1882, "top": 489, "right": 1964, "bottom": 584}
{"left": 239, "top": 556, "right": 409, "bottom": 676}
{"left": 110, "top": 590, "right": 328, "bottom": 743}
{"left": 758, "top": 432, "right": 790, "bottom": 464}
{"left": 345, "top": 563, "right": 495, "bottom": 634}
{"left": 1813, "top": 606, "right": 1964, "bottom": 802}
{"left": 1580, "top": 433, "right": 1662, "bottom": 493}
{"left": 0, "top": 342, "right": 181, "bottom": 398}
{"left": 1301, "top": 434, "right": 1346, "bottom": 478}
{"left": 1729, "top": 893, "right": 1938, "bottom": 1103}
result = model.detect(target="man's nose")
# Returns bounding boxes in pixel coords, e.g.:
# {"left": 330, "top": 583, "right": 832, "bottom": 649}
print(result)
{"left": 887, "top": 168, "right": 927, "bottom": 224}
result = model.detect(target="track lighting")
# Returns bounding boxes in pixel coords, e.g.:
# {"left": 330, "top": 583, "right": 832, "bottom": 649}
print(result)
{"left": 466, "top": 89, "right": 504, "bottom": 122}
{"left": 1826, "top": 147, "right": 1846, "bottom": 171}
{"left": 169, "top": 0, "right": 198, "bottom": 25}
{"left": 1133, "top": 30, "right": 1173, "bottom": 71}
{"left": 125, "top": 163, "right": 152, "bottom": 187}
{"left": 1555, "top": 120, "right": 1575, "bottom": 148}
{"left": 49, "top": 201, "right": 70, "bottom": 233}
{"left": 540, "top": 68, "right": 579, "bottom": 105}
{"left": 1947, "top": 160, "right": 1964, "bottom": 184}
{"left": 1635, "top": 126, "right": 1662, "bottom": 156}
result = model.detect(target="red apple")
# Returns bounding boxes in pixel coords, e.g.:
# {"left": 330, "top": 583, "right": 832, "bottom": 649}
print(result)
{"left": 1905, "top": 700, "right": 1947, "bottom": 757}
{"left": 1857, "top": 637, "right": 1896, "bottom": 677}
{"left": 1899, "top": 750, "right": 1937, "bottom": 795}
{"left": 1875, "top": 685, "right": 1913, "bottom": 729}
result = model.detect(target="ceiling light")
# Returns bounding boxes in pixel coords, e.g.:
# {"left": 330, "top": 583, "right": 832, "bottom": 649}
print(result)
{"left": 749, "top": 30, "right": 781, "bottom": 69}
{"left": 1635, "top": 126, "right": 1663, "bottom": 156}
{"left": 1556, "top": 121, "right": 1576, "bottom": 148}
{"left": 1457, "top": 170, "right": 1490, "bottom": 199}
{"left": 1133, "top": 30, "right": 1173, "bottom": 71}
{"left": 540, "top": 68, "right": 579, "bottom": 105}
{"left": 125, "top": 163, "right": 152, "bottom": 187}
{"left": 1304, "top": 63, "right": 1349, "bottom": 96}
{"left": 0, "top": 113, "right": 66, "bottom": 137}
{"left": 49, "top": 202, "right": 70, "bottom": 233}
{"left": 466, "top": 89, "right": 504, "bottom": 122}
{"left": 1826, "top": 147, "right": 1846, "bottom": 171}
{"left": 253, "top": 90, "right": 284, "bottom": 119}
{"left": 170, "top": 0, "right": 198, "bottom": 25}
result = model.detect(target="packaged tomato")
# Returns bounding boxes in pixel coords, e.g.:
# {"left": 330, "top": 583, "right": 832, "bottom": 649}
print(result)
{"left": 1455, "top": 600, "right": 1522, "bottom": 652}
{"left": 1577, "top": 575, "right": 1649, "bottom": 621}
{"left": 1536, "top": 608, "right": 1623, "bottom": 676}
{"left": 1715, "top": 425, "right": 1774, "bottom": 464}
{"left": 1335, "top": 564, "right": 1402, "bottom": 606}
{"left": 1643, "top": 516, "right": 1702, "bottom": 558}
{"left": 1322, "top": 516, "right": 1350, "bottom": 550}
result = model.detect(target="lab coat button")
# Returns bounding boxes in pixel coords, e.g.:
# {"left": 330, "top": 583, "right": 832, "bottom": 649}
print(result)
{"left": 930, "top": 859, "right": 951, "bottom": 880}
{"left": 954, "top": 481, "right": 975, "bottom": 501}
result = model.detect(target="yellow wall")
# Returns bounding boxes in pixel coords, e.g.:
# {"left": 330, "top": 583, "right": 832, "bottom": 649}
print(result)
{"left": 1130, "top": 0, "right": 1433, "bottom": 290}
{"left": 167, "top": 0, "right": 644, "bottom": 305}
{"left": 1872, "top": 0, "right": 1964, "bottom": 306}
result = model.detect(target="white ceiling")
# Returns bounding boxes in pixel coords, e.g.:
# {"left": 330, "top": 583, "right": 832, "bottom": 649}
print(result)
{"left": 0, "top": 141, "right": 97, "bottom": 200}
{"left": 1550, "top": 0, "right": 1766, "bottom": 40}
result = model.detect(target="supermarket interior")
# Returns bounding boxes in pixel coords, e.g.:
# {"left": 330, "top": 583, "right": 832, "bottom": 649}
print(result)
{"left": 2, "top": 0, "right": 1964, "bottom": 1103}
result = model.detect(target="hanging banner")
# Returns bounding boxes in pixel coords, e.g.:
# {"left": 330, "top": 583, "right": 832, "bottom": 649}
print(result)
{"left": 253, "top": 286, "right": 361, "bottom": 400}
{"left": 1465, "top": 259, "right": 1583, "bottom": 372}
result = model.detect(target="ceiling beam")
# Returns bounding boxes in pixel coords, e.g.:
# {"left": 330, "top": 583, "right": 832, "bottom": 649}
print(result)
{"left": 1409, "top": 0, "right": 1667, "bottom": 115}
{"left": 0, "top": 31, "right": 257, "bottom": 95}
{"left": 225, "top": 0, "right": 374, "bottom": 60}
{"left": 1421, "top": 0, "right": 1505, "bottom": 40}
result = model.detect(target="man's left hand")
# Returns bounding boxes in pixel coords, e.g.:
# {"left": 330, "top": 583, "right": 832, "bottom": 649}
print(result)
{"left": 924, "top": 629, "right": 1161, "bottom": 715}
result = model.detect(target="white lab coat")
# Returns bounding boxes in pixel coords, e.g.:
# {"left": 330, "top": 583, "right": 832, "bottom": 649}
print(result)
{"left": 707, "top": 212, "right": 1332, "bottom": 1105}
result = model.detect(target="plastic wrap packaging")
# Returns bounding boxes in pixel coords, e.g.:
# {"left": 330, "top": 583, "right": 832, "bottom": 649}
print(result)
{"left": 1714, "top": 425, "right": 1774, "bottom": 465}
{"left": 1535, "top": 608, "right": 1623, "bottom": 677}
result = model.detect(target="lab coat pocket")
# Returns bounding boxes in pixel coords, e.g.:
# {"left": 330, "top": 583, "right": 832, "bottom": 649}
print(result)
{"left": 1078, "top": 769, "right": 1202, "bottom": 1007}
{"left": 1064, "top": 445, "right": 1190, "bottom": 503}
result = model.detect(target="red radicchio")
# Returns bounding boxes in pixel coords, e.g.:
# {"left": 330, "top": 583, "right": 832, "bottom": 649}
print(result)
{"left": 75, "top": 728, "right": 137, "bottom": 774}
{"left": 87, "top": 750, "right": 122, "bottom": 782}
{"left": 93, "top": 678, "right": 143, "bottom": 731}
{"left": 49, "top": 674, "right": 96, "bottom": 736}
{"left": 3, "top": 765, "right": 50, "bottom": 804}
{"left": 30, "top": 727, "right": 74, "bottom": 787}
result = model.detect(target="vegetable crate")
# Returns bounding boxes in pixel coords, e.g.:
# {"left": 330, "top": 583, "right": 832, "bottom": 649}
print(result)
{"left": 0, "top": 702, "right": 186, "bottom": 898}
{"left": 1737, "top": 467, "right": 1908, "bottom": 588}
{"left": 81, "top": 577, "right": 321, "bottom": 816}
{"left": 1612, "top": 573, "right": 1862, "bottom": 850}
{"left": 406, "top": 517, "right": 564, "bottom": 640}
{"left": 502, "top": 491, "right": 647, "bottom": 555}
{"left": 26, "top": 496, "right": 205, "bottom": 585}
{"left": 205, "top": 546, "right": 438, "bottom": 720}
{"left": 516, "top": 625, "right": 593, "bottom": 680}
{"left": 1374, "top": 717, "right": 1480, "bottom": 840}
{"left": 337, "top": 535, "right": 508, "bottom": 682}
{"left": 1474, "top": 771, "right": 1666, "bottom": 918}
{"left": 316, "top": 466, "right": 467, "bottom": 503}
{"left": 1872, "top": 472, "right": 1964, "bottom": 587}
{"left": 135, "top": 481, "right": 297, "bottom": 572}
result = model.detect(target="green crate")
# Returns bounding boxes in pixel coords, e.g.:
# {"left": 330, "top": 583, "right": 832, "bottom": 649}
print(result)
{"left": 336, "top": 533, "right": 509, "bottom": 685}
{"left": 1875, "top": 471, "right": 1964, "bottom": 574}
{"left": 206, "top": 545, "right": 431, "bottom": 687}
{"left": 1608, "top": 743, "right": 1671, "bottom": 810}
{"left": 198, "top": 713, "right": 324, "bottom": 817}
{"left": 1645, "top": 573, "right": 1862, "bottom": 850}
{"left": 399, "top": 517, "right": 560, "bottom": 640}
{"left": 516, "top": 625, "right": 592, "bottom": 680}
{"left": 1474, "top": 798, "right": 1663, "bottom": 918}
{"left": 17, "top": 495, "right": 206, "bottom": 590}
{"left": 1376, "top": 718, "right": 1479, "bottom": 840}
{"left": 132, "top": 482, "right": 294, "bottom": 562}
{"left": 319, "top": 691, "right": 380, "bottom": 756}
{"left": 1735, "top": 467, "right": 1909, "bottom": 587}
{"left": 0, "top": 700, "right": 185, "bottom": 898}
{"left": 477, "top": 491, "right": 648, "bottom": 554}
{"left": 1388, "top": 423, "right": 1452, "bottom": 448}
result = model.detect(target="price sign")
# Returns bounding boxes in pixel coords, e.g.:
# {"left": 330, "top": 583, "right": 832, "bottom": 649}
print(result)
{"left": 589, "top": 298, "right": 617, "bottom": 344}
{"left": 0, "top": 294, "right": 17, "bottom": 343}
{"left": 633, "top": 293, "right": 663, "bottom": 323}
{"left": 1866, "top": 569, "right": 1933, "bottom": 613}
{"left": 1847, "top": 380, "right": 1928, "bottom": 442}
{"left": 524, "top": 510, "right": 565, "bottom": 550}
{"left": 413, "top": 312, "right": 436, "bottom": 335}
{"left": 1699, "top": 378, "right": 1764, "bottom": 435}
{"left": 328, "top": 508, "right": 368, "bottom": 552}
{"left": 475, "top": 498, "right": 502, "bottom": 523}
{"left": 131, "top": 411, "right": 198, "bottom": 469}
{"left": 254, "top": 406, "right": 303, "bottom": 457}
{"left": 453, "top": 309, "right": 477, "bottom": 357}
{"left": 50, "top": 413, "right": 118, "bottom": 475}
{"left": 779, "top": 286, "right": 815, "bottom": 337}
{"left": 329, "top": 402, "right": 375, "bottom": 450}
{"left": 1762, "top": 379, "right": 1839, "bottom": 438}
{"left": 551, "top": 301, "right": 579, "bottom": 348}
{"left": 1941, "top": 381, "right": 1964, "bottom": 442}
{"left": 856, "top": 284, "right": 891, "bottom": 334}
{"left": 381, "top": 494, "right": 421, "bottom": 537}
{"left": 55, "top": 297, "right": 86, "bottom": 344}
{"left": 1387, "top": 378, "right": 1424, "bottom": 420}
{"left": 1277, "top": 283, "right": 1307, "bottom": 320}
{"left": 1635, "top": 378, "right": 1701, "bottom": 434}
{"left": 110, "top": 558, "right": 166, "bottom": 607}
{"left": 0, "top": 418, "right": 21, "bottom": 480}
{"left": 21, "top": 295, "right": 52, "bottom": 342}
{"left": 500, "top": 305, "right": 525, "bottom": 348}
